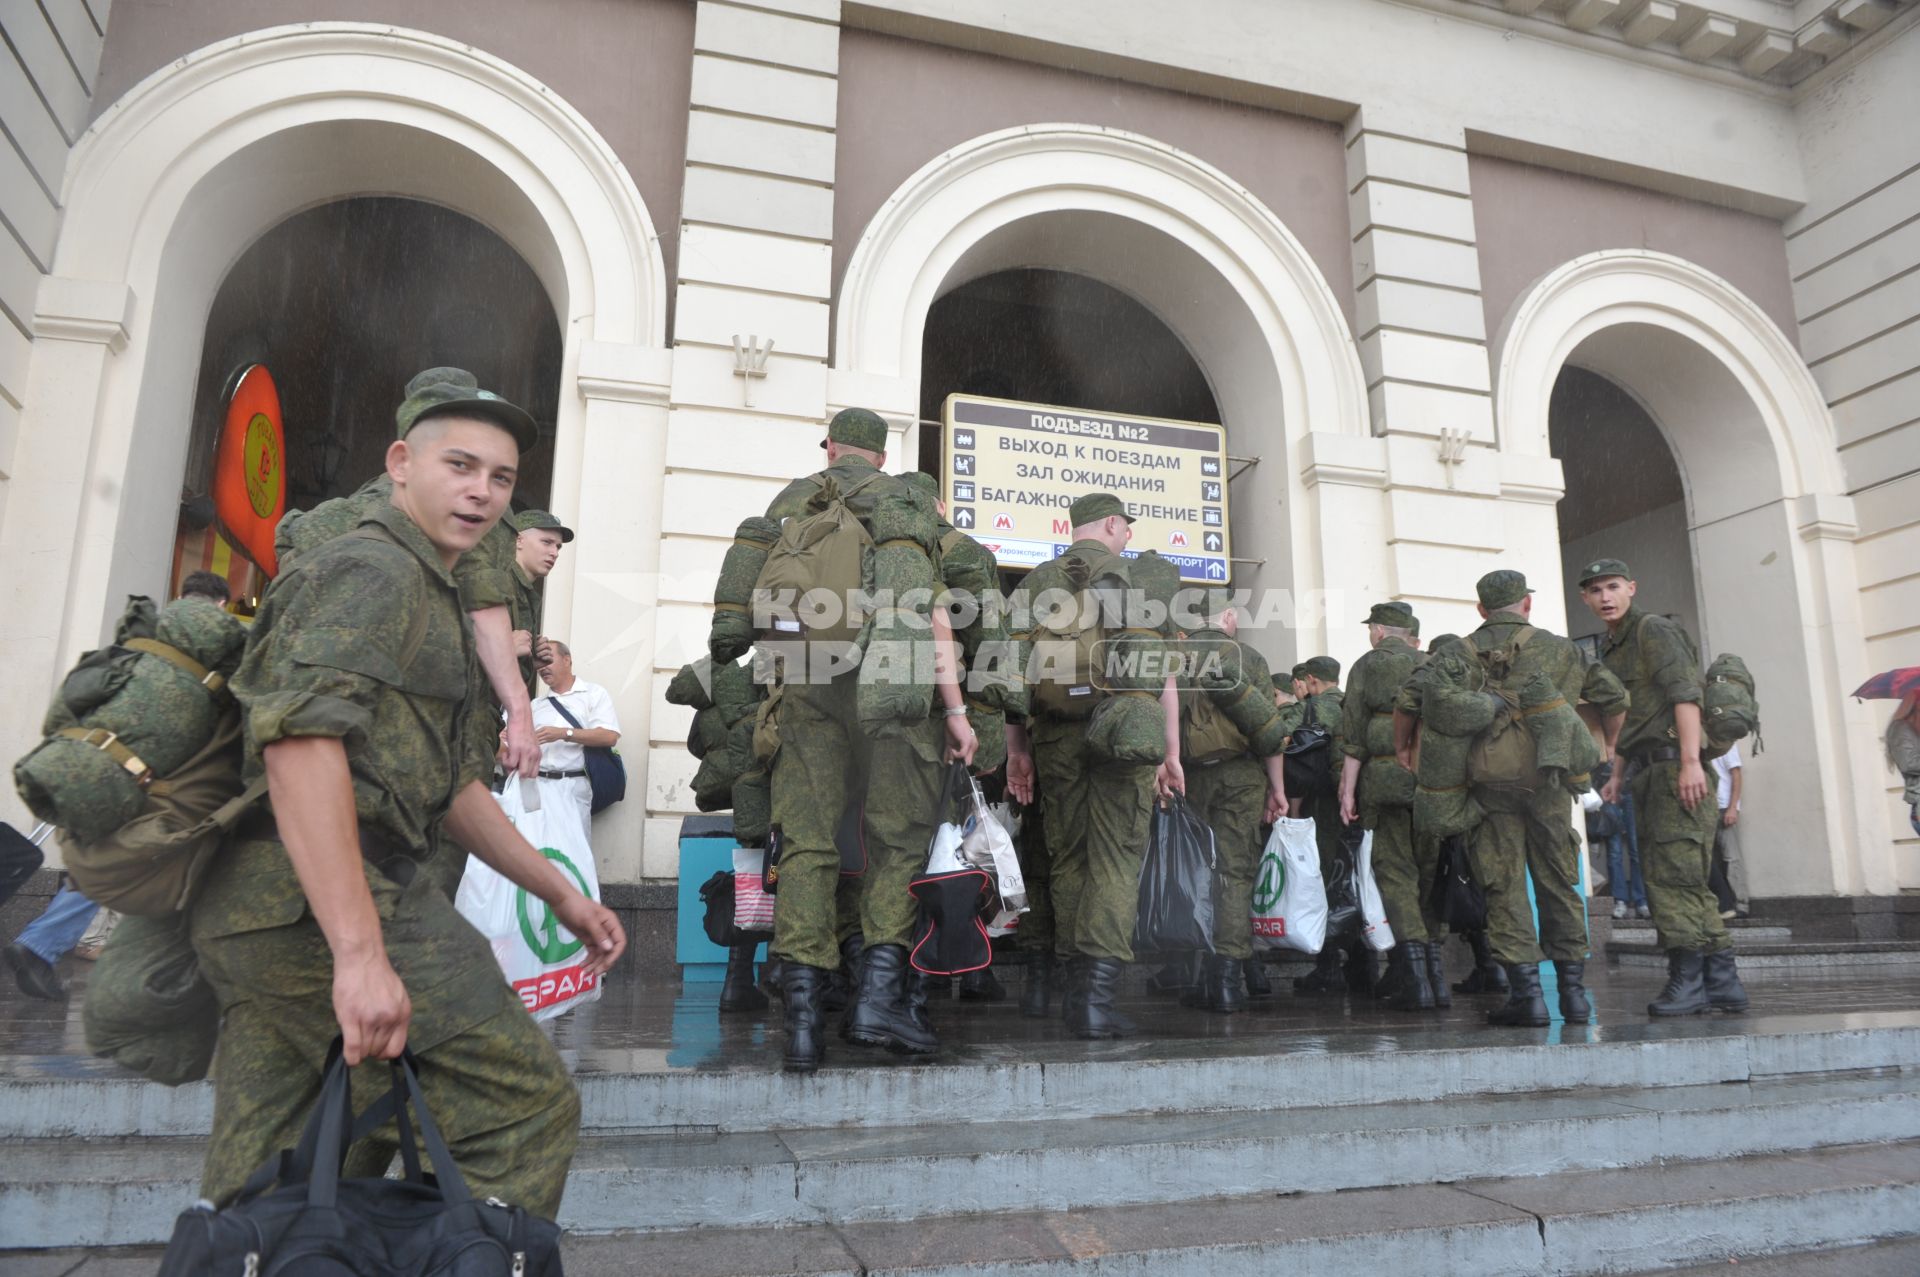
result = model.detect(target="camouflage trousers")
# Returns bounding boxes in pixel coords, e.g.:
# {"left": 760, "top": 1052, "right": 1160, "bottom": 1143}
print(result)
{"left": 769, "top": 675, "right": 944, "bottom": 970}
{"left": 1467, "top": 786, "right": 1590, "bottom": 965}
{"left": 1012, "top": 796, "right": 1054, "bottom": 954}
{"left": 190, "top": 838, "right": 579, "bottom": 1217}
{"left": 1366, "top": 802, "right": 1444, "bottom": 945}
{"left": 1184, "top": 756, "right": 1266, "bottom": 959}
{"left": 1631, "top": 758, "right": 1731, "bottom": 954}
{"left": 1031, "top": 716, "right": 1156, "bottom": 961}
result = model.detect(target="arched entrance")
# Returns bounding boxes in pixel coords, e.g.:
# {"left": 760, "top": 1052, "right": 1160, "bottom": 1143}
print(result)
{"left": 833, "top": 124, "right": 1372, "bottom": 673}
{"left": 1496, "top": 250, "right": 1891, "bottom": 899}
{"left": 2, "top": 24, "right": 672, "bottom": 877}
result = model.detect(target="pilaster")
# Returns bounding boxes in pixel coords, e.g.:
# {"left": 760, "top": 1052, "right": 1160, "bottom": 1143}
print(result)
{"left": 650, "top": 0, "right": 843, "bottom": 878}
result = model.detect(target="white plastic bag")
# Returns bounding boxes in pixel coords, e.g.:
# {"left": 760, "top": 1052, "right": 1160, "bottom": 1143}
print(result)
{"left": 980, "top": 802, "right": 1027, "bottom": 937}
{"left": 1252, "top": 817, "right": 1326, "bottom": 954}
{"left": 732, "top": 846, "right": 774, "bottom": 934}
{"left": 959, "top": 781, "right": 1027, "bottom": 927}
{"left": 1355, "top": 830, "right": 1395, "bottom": 952}
{"left": 456, "top": 776, "right": 603, "bottom": 1022}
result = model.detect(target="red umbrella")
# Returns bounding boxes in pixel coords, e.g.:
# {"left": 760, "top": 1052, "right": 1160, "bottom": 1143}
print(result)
{"left": 1853, "top": 667, "right": 1920, "bottom": 700}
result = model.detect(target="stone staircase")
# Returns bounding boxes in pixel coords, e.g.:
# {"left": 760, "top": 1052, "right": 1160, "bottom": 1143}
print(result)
{"left": 4, "top": 1011, "right": 1918, "bottom": 1272}
{"left": 1605, "top": 908, "right": 1920, "bottom": 971}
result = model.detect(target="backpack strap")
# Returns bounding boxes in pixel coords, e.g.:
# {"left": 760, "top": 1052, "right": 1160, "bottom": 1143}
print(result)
{"left": 56, "top": 726, "right": 156, "bottom": 787}
{"left": 123, "top": 637, "right": 229, "bottom": 698}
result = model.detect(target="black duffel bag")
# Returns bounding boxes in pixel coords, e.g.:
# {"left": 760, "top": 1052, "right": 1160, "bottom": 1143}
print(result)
{"left": 1282, "top": 701, "right": 1337, "bottom": 800}
{"left": 1428, "top": 833, "right": 1488, "bottom": 933}
{"left": 158, "top": 1040, "right": 563, "bottom": 1276}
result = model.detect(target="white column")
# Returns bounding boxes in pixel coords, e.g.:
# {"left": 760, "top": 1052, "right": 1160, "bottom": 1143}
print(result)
{"left": 1347, "top": 107, "right": 1517, "bottom": 628}
{"left": 648, "top": 0, "right": 841, "bottom": 880}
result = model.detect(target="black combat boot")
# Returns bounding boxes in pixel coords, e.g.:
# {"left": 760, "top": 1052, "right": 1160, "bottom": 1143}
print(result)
{"left": 1703, "top": 949, "right": 1749, "bottom": 1012}
{"left": 821, "top": 933, "right": 863, "bottom": 1014}
{"left": 1069, "top": 957, "right": 1135, "bottom": 1039}
{"left": 759, "top": 957, "right": 784, "bottom": 996}
{"left": 1147, "top": 954, "right": 1202, "bottom": 996}
{"left": 1373, "top": 946, "right": 1412, "bottom": 1003}
{"left": 958, "top": 964, "right": 1006, "bottom": 1001}
{"left": 1344, "top": 940, "right": 1377, "bottom": 995}
{"left": 1390, "top": 941, "right": 1436, "bottom": 1011}
{"left": 1244, "top": 953, "right": 1274, "bottom": 998}
{"left": 1181, "top": 955, "right": 1247, "bottom": 1015}
{"left": 1556, "top": 960, "right": 1591, "bottom": 1024}
{"left": 1020, "top": 955, "right": 1055, "bottom": 1019}
{"left": 780, "top": 965, "right": 830, "bottom": 1073}
{"left": 1454, "top": 931, "right": 1507, "bottom": 995}
{"left": 1486, "top": 963, "right": 1550, "bottom": 1027}
{"left": 1060, "top": 956, "right": 1088, "bottom": 1023}
{"left": 1426, "top": 940, "right": 1452, "bottom": 1009}
{"left": 846, "top": 944, "right": 939, "bottom": 1054}
{"left": 719, "top": 942, "right": 768, "bottom": 1013}
{"left": 1294, "top": 949, "right": 1343, "bottom": 995}
{"left": 907, "top": 969, "right": 934, "bottom": 1032}
{"left": 1648, "top": 950, "right": 1709, "bottom": 1016}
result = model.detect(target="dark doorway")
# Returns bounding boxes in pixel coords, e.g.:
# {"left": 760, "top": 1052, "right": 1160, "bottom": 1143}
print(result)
{"left": 918, "top": 268, "right": 1219, "bottom": 470}
{"left": 1551, "top": 366, "right": 1700, "bottom": 642}
{"left": 174, "top": 196, "right": 563, "bottom": 607}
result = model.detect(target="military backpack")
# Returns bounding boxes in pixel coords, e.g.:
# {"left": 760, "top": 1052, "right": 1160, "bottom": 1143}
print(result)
{"left": 752, "top": 471, "right": 885, "bottom": 649}
{"left": 1182, "top": 686, "right": 1249, "bottom": 764}
{"left": 1702, "top": 652, "right": 1761, "bottom": 758}
{"left": 1026, "top": 551, "right": 1121, "bottom": 719}
{"left": 1466, "top": 626, "right": 1539, "bottom": 792}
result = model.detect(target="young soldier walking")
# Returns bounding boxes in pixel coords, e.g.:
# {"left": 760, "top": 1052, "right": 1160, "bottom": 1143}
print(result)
{"left": 1580, "top": 558, "right": 1750, "bottom": 1017}
{"left": 1457, "top": 570, "right": 1626, "bottom": 1027}
{"left": 1291, "top": 656, "right": 1368, "bottom": 995}
{"left": 1176, "top": 590, "right": 1288, "bottom": 1013}
{"left": 761, "top": 409, "right": 974, "bottom": 1072}
{"left": 191, "top": 370, "right": 625, "bottom": 1215}
{"left": 1005, "top": 493, "right": 1180, "bottom": 1039}
{"left": 1339, "top": 603, "right": 1444, "bottom": 1011}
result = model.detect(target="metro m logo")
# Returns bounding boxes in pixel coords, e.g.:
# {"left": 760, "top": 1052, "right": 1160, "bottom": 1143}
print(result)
{"left": 1052, "top": 517, "right": 1070, "bottom": 535}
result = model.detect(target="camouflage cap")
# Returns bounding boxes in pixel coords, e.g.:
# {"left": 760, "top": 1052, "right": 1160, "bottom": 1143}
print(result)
{"left": 395, "top": 367, "right": 539, "bottom": 454}
{"left": 1300, "top": 655, "right": 1341, "bottom": 683}
{"left": 1578, "top": 557, "right": 1633, "bottom": 586}
{"left": 1068, "top": 492, "right": 1134, "bottom": 527}
{"left": 514, "top": 509, "right": 574, "bottom": 543}
{"left": 1476, "top": 569, "right": 1534, "bottom": 611}
{"left": 822, "top": 407, "right": 890, "bottom": 452}
{"left": 904, "top": 471, "right": 938, "bottom": 500}
{"left": 1290, "top": 664, "right": 1310, "bottom": 682}
{"left": 1366, "top": 601, "right": 1417, "bottom": 630}
{"left": 1198, "top": 587, "right": 1237, "bottom": 620}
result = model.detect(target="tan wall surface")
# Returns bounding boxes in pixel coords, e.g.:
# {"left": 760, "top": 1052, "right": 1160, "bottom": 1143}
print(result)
{"left": 832, "top": 28, "right": 1353, "bottom": 335}
{"left": 90, "top": 0, "right": 695, "bottom": 287}
{"left": 1471, "top": 153, "right": 1800, "bottom": 348}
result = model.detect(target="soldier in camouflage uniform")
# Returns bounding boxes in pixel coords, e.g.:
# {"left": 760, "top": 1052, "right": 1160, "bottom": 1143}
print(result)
{"left": 1452, "top": 570, "right": 1626, "bottom": 1027}
{"left": 509, "top": 509, "right": 572, "bottom": 696}
{"left": 1006, "top": 493, "right": 1180, "bottom": 1039}
{"left": 761, "top": 410, "right": 975, "bottom": 1072}
{"left": 1580, "top": 558, "right": 1749, "bottom": 1018}
{"left": 1339, "top": 602, "right": 1446, "bottom": 1011}
{"left": 190, "top": 371, "right": 624, "bottom": 1216}
{"left": 1291, "top": 656, "right": 1370, "bottom": 995}
{"left": 1175, "top": 590, "right": 1288, "bottom": 1012}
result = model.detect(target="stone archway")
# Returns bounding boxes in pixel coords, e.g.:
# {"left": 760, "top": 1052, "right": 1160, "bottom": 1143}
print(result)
{"left": 2, "top": 23, "right": 673, "bottom": 876}
{"left": 831, "top": 123, "right": 1374, "bottom": 670}
{"left": 1495, "top": 249, "right": 1889, "bottom": 898}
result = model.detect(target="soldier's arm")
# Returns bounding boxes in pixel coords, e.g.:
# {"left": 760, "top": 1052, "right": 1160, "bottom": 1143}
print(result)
{"left": 444, "top": 783, "right": 626, "bottom": 974}
{"left": 1338, "top": 656, "right": 1369, "bottom": 762}
{"left": 472, "top": 605, "right": 538, "bottom": 777}
{"left": 265, "top": 736, "right": 411, "bottom": 1066}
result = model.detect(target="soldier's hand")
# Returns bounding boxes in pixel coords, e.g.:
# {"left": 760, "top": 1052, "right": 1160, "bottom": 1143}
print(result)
{"left": 1339, "top": 791, "right": 1358, "bottom": 827}
{"left": 1676, "top": 758, "right": 1708, "bottom": 812}
{"left": 512, "top": 629, "right": 534, "bottom": 658}
{"left": 334, "top": 953, "right": 411, "bottom": 1065}
{"left": 1006, "top": 748, "right": 1036, "bottom": 805}
{"left": 1265, "top": 786, "right": 1288, "bottom": 823}
{"left": 944, "top": 712, "right": 978, "bottom": 767}
{"left": 502, "top": 715, "right": 541, "bottom": 778}
{"left": 1156, "top": 758, "right": 1186, "bottom": 803}
{"left": 554, "top": 895, "right": 626, "bottom": 977}
{"left": 1600, "top": 766, "right": 1625, "bottom": 807}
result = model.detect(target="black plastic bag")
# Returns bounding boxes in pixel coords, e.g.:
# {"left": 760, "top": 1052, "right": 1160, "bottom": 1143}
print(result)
{"left": 699, "top": 870, "right": 737, "bottom": 946}
{"left": 1322, "top": 824, "right": 1364, "bottom": 944}
{"left": 1428, "top": 833, "right": 1487, "bottom": 932}
{"left": 1132, "top": 797, "right": 1218, "bottom": 955}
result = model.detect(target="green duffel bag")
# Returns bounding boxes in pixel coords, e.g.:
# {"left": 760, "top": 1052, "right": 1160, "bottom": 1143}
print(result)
{"left": 1086, "top": 691, "right": 1168, "bottom": 765}
{"left": 83, "top": 912, "right": 219, "bottom": 1086}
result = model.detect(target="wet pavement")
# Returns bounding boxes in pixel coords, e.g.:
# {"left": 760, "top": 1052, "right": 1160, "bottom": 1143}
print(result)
{"left": 5, "top": 944, "right": 1920, "bottom": 1081}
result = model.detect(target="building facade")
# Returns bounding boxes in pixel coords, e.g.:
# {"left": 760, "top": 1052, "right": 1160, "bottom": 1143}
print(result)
{"left": 1, "top": 0, "right": 1914, "bottom": 900}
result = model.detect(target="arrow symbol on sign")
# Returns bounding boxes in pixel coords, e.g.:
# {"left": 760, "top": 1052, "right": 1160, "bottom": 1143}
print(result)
{"left": 955, "top": 508, "right": 975, "bottom": 528}
{"left": 1205, "top": 532, "right": 1223, "bottom": 551}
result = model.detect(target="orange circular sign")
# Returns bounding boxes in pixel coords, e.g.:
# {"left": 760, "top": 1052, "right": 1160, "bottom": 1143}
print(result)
{"left": 214, "top": 365, "right": 286, "bottom": 576}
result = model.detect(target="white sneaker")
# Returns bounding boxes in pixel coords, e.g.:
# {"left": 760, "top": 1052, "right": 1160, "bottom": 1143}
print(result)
{"left": 1636, "top": 904, "right": 1652, "bottom": 920}
{"left": 1611, "top": 900, "right": 1628, "bottom": 920}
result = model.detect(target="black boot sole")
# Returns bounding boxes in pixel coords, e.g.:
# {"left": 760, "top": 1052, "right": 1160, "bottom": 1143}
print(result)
{"left": 846, "top": 1026, "right": 939, "bottom": 1055}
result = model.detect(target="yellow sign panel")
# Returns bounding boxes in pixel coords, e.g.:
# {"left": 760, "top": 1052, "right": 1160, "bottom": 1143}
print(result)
{"left": 940, "top": 395, "right": 1231, "bottom": 583}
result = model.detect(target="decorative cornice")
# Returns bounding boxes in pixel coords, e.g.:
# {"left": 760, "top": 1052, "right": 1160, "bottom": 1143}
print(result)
{"left": 1302, "top": 460, "right": 1390, "bottom": 490}
{"left": 1796, "top": 516, "right": 1858, "bottom": 542}
{"left": 33, "top": 279, "right": 133, "bottom": 353}
{"left": 576, "top": 374, "right": 671, "bottom": 407}
{"left": 1399, "top": 0, "right": 1916, "bottom": 86}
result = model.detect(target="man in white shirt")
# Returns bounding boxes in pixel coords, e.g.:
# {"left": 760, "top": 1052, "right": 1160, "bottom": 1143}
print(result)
{"left": 534, "top": 641, "right": 622, "bottom": 835}
{"left": 1710, "top": 744, "right": 1748, "bottom": 920}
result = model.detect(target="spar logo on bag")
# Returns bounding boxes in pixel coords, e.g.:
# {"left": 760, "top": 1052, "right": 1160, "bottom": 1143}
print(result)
{"left": 516, "top": 847, "right": 594, "bottom": 963}
{"left": 1251, "top": 851, "right": 1287, "bottom": 938}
